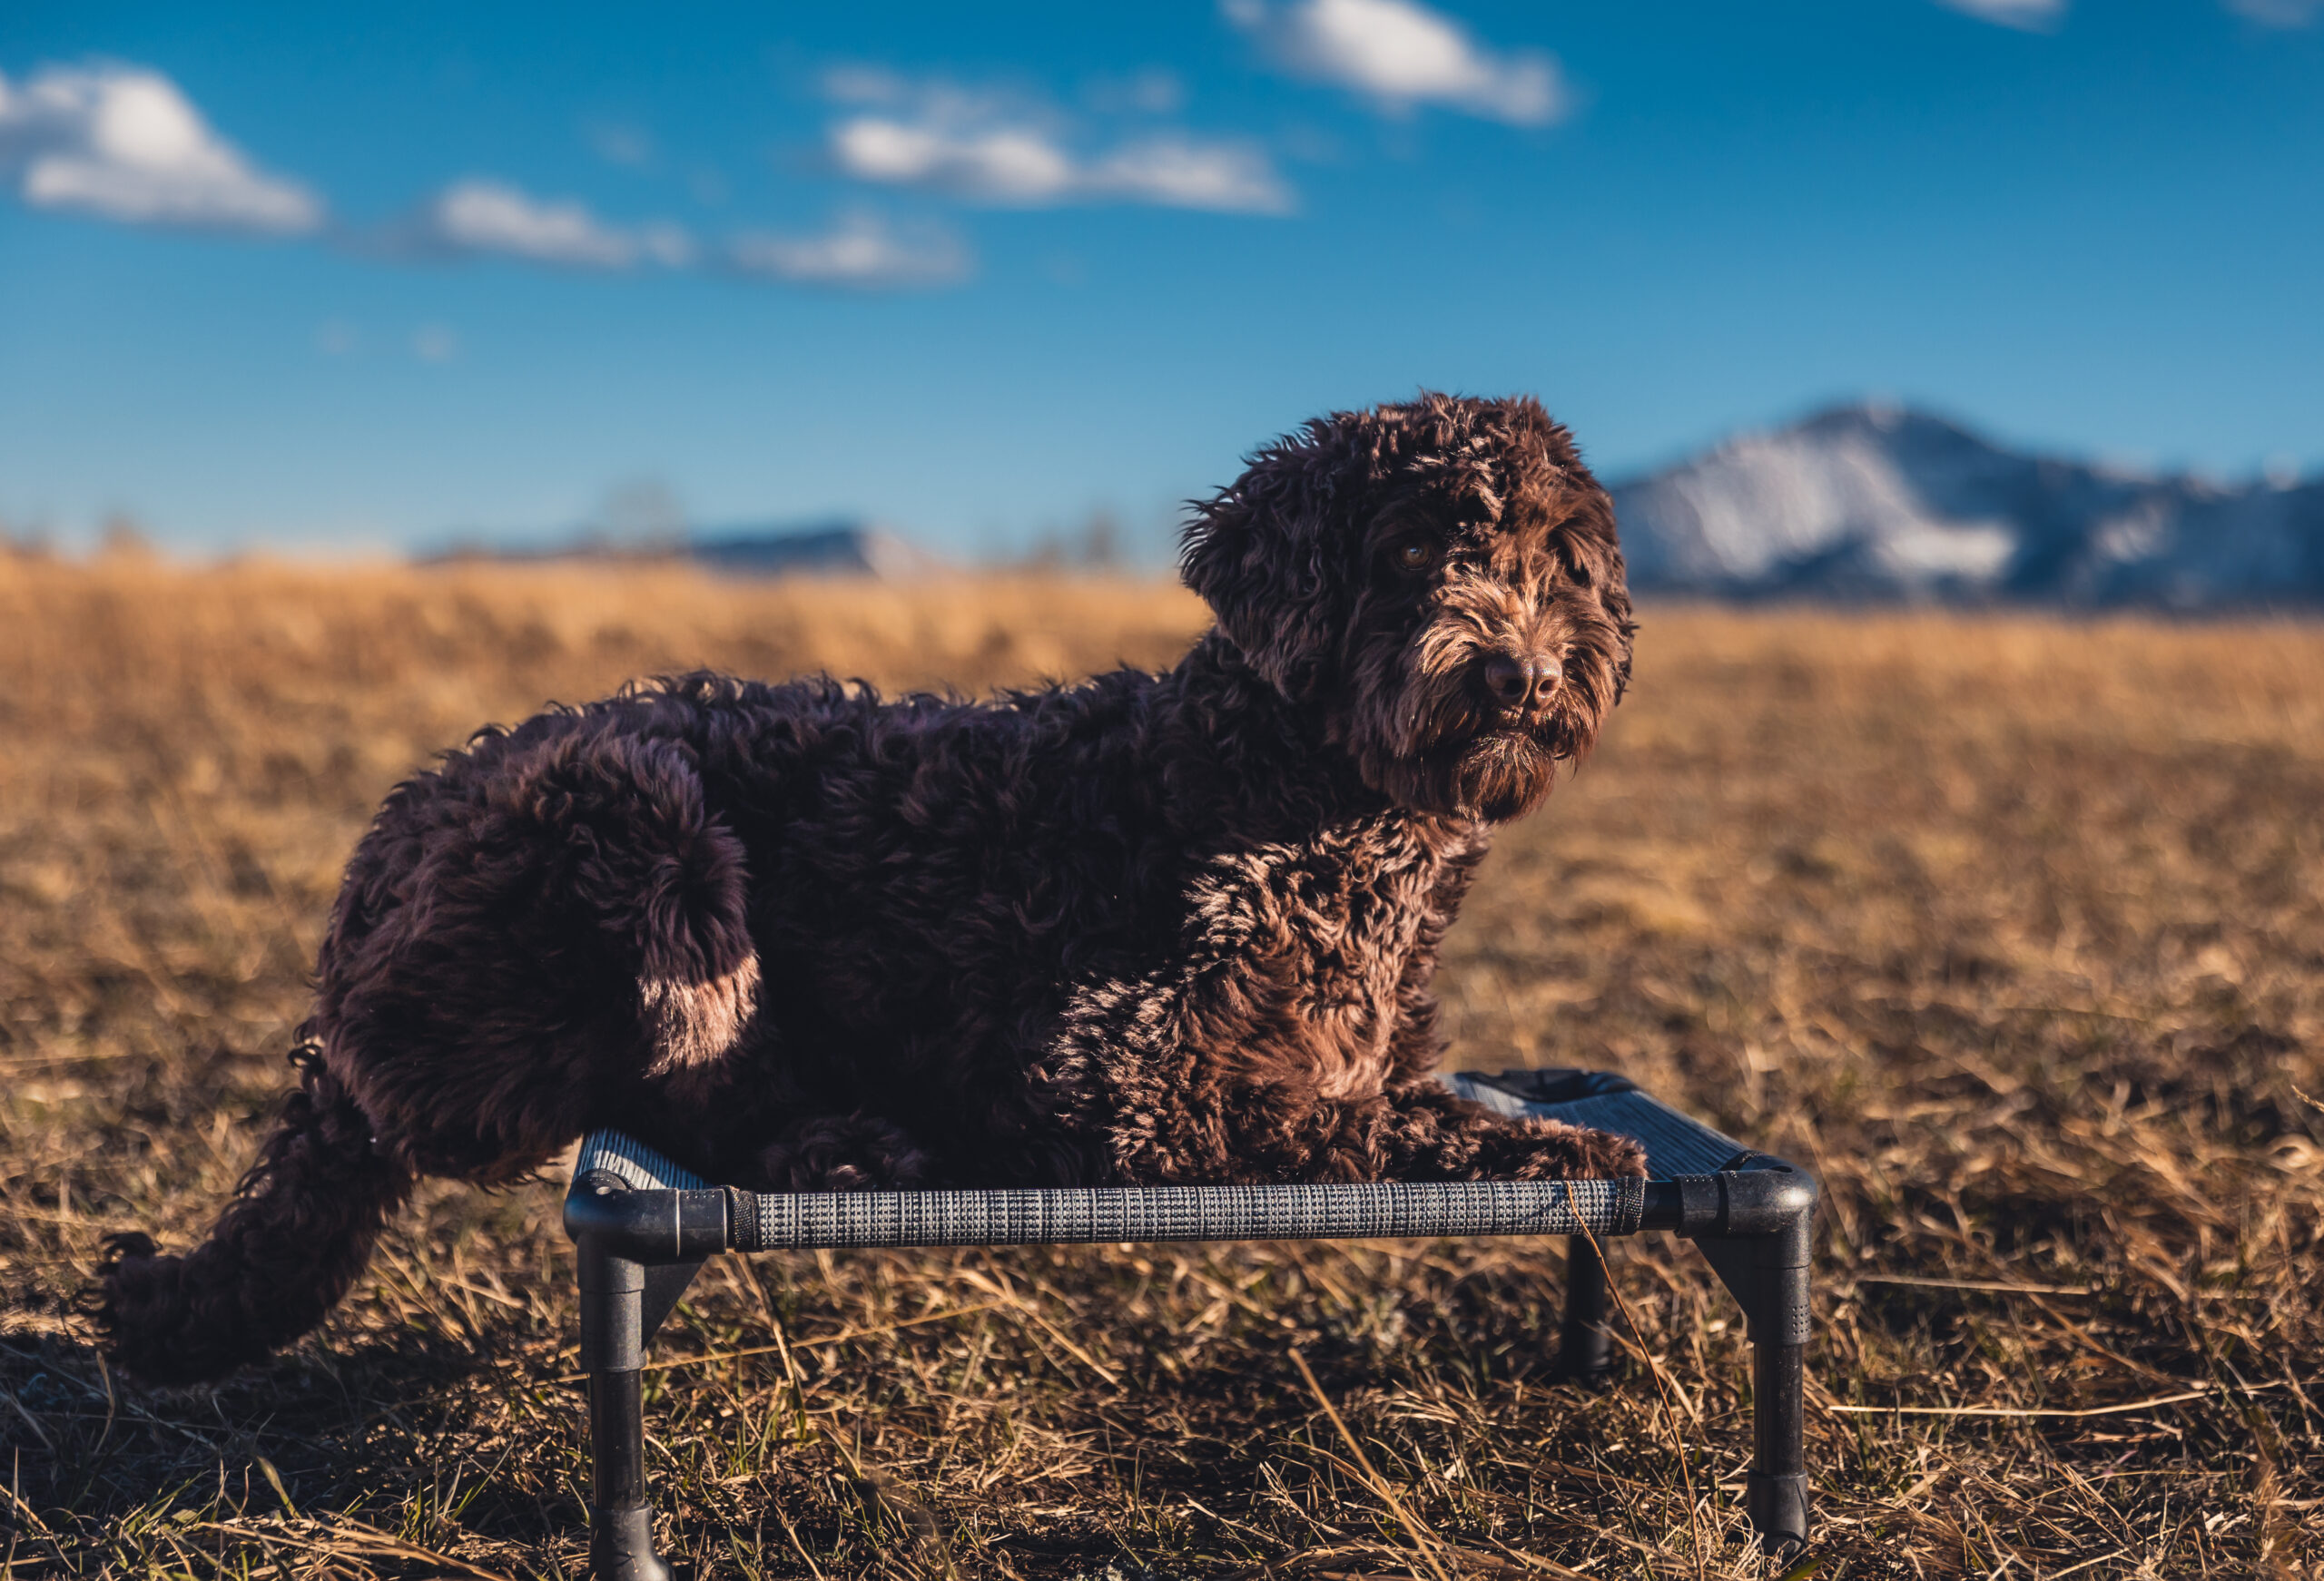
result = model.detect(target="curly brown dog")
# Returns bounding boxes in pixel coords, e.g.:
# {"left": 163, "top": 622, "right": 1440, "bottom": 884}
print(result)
{"left": 100, "top": 392, "right": 1647, "bottom": 1383}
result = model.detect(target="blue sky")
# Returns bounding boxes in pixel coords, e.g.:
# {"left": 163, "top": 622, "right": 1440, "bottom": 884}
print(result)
{"left": 2, "top": 0, "right": 2319, "bottom": 558}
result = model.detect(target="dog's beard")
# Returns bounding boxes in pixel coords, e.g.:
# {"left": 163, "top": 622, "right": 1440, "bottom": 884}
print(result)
{"left": 1332, "top": 596, "right": 1621, "bottom": 823}
{"left": 1350, "top": 680, "right": 1588, "bottom": 823}
{"left": 1443, "top": 730, "right": 1558, "bottom": 822}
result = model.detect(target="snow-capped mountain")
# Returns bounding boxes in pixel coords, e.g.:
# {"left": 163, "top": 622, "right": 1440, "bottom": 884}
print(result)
{"left": 1610, "top": 404, "right": 2324, "bottom": 608}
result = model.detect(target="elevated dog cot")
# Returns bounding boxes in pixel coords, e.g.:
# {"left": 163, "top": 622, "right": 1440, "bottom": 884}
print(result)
{"left": 563, "top": 1068, "right": 1818, "bottom": 1578}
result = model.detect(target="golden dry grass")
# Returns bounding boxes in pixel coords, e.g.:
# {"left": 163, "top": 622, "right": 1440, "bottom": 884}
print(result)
{"left": 1, "top": 553, "right": 2319, "bottom": 1578}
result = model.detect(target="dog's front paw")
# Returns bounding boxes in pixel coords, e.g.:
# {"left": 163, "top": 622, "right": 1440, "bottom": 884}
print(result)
{"left": 753, "top": 1113, "right": 933, "bottom": 1192}
{"left": 1479, "top": 1118, "right": 1648, "bottom": 1181}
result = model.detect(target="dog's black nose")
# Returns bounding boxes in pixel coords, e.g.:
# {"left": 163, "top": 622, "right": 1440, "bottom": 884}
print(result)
{"left": 1480, "top": 653, "right": 1561, "bottom": 711}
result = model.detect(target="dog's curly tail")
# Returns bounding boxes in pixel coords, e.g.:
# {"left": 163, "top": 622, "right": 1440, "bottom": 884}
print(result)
{"left": 99, "top": 1048, "right": 411, "bottom": 1384}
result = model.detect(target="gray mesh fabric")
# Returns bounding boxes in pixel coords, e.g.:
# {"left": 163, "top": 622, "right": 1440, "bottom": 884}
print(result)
{"left": 1440, "top": 1073, "right": 1748, "bottom": 1179}
{"left": 574, "top": 1131, "right": 708, "bottom": 1192}
{"left": 735, "top": 1177, "right": 1643, "bottom": 1251}
{"left": 564, "top": 1066, "right": 1748, "bottom": 1252}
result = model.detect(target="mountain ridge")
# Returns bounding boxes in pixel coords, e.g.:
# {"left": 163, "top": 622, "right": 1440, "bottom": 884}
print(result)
{"left": 1608, "top": 403, "right": 2324, "bottom": 608}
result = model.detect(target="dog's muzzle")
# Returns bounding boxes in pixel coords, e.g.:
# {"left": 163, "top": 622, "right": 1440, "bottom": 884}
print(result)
{"left": 1474, "top": 652, "right": 1562, "bottom": 720}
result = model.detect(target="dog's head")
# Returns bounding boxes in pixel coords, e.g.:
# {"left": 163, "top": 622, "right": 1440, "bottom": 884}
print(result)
{"left": 1181, "top": 393, "right": 1633, "bottom": 823}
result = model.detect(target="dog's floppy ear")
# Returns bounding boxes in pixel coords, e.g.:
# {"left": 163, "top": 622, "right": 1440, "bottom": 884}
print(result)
{"left": 1517, "top": 398, "right": 1636, "bottom": 712}
{"left": 1179, "top": 417, "right": 1364, "bottom": 696}
{"left": 1559, "top": 487, "right": 1636, "bottom": 708}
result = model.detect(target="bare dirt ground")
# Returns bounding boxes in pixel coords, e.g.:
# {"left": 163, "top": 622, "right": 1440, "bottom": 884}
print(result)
{"left": 2, "top": 553, "right": 2319, "bottom": 1578}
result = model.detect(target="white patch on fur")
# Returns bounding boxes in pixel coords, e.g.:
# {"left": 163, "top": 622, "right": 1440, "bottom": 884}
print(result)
{"left": 642, "top": 954, "right": 761, "bottom": 1075}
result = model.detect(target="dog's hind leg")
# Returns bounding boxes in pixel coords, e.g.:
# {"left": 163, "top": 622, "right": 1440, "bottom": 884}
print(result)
{"left": 313, "top": 715, "right": 764, "bottom": 1177}
{"left": 102, "top": 712, "right": 763, "bottom": 1382}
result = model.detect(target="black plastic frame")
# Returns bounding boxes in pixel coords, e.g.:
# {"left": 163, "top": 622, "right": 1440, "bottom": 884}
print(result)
{"left": 562, "top": 1101, "right": 1817, "bottom": 1575}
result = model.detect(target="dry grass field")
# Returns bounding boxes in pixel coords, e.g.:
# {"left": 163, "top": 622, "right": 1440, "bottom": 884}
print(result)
{"left": 2, "top": 552, "right": 2319, "bottom": 1579}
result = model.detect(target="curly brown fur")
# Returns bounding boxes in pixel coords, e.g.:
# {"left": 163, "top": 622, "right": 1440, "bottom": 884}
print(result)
{"left": 101, "top": 392, "right": 1647, "bottom": 1381}
{"left": 99, "top": 1049, "right": 412, "bottom": 1384}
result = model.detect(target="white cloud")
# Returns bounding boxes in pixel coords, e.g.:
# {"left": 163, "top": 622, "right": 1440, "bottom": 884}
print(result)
{"left": 1087, "top": 136, "right": 1291, "bottom": 212}
{"left": 0, "top": 61, "right": 321, "bottom": 232}
{"left": 822, "top": 67, "right": 1292, "bottom": 214}
{"left": 411, "top": 324, "right": 458, "bottom": 362}
{"left": 1931, "top": 0, "right": 2069, "bottom": 27}
{"left": 832, "top": 118, "right": 1078, "bottom": 204}
{"left": 1226, "top": 0, "right": 1568, "bottom": 126}
{"left": 724, "top": 211, "right": 970, "bottom": 290}
{"left": 419, "top": 179, "right": 693, "bottom": 269}
{"left": 0, "top": 61, "right": 980, "bottom": 297}
{"left": 2221, "top": 0, "right": 2320, "bottom": 25}
{"left": 399, "top": 179, "right": 970, "bottom": 292}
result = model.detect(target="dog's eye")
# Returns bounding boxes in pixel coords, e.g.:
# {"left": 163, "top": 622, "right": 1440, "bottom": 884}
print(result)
{"left": 1392, "top": 541, "right": 1437, "bottom": 574}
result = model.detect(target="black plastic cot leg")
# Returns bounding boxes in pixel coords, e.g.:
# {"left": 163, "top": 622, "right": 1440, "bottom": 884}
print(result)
{"left": 1741, "top": 1204, "right": 1813, "bottom": 1550}
{"left": 1689, "top": 1171, "right": 1816, "bottom": 1554}
{"left": 1741, "top": 1206, "right": 1813, "bottom": 1550}
{"left": 589, "top": 1370, "right": 670, "bottom": 1581}
{"left": 579, "top": 1237, "right": 674, "bottom": 1581}
{"left": 1559, "top": 1233, "right": 1615, "bottom": 1379}
{"left": 1748, "top": 1337, "right": 1808, "bottom": 1546}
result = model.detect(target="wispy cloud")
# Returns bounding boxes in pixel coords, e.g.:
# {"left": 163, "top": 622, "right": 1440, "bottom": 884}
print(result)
{"left": 2221, "top": 0, "right": 2321, "bottom": 25}
{"left": 418, "top": 179, "right": 694, "bottom": 269}
{"left": 1928, "top": 0, "right": 2315, "bottom": 30}
{"left": 411, "top": 181, "right": 960, "bottom": 290}
{"left": 1224, "top": 0, "right": 1568, "bottom": 126}
{"left": 822, "top": 67, "right": 1293, "bottom": 214}
{"left": 724, "top": 210, "right": 970, "bottom": 290}
{"left": 832, "top": 117, "right": 1074, "bottom": 204}
{"left": 1081, "top": 68, "right": 1185, "bottom": 117}
{"left": 1930, "top": 0, "right": 2069, "bottom": 29}
{"left": 584, "top": 120, "right": 655, "bottom": 170}
{"left": 0, "top": 60, "right": 977, "bottom": 295}
{"left": 0, "top": 61, "right": 321, "bottom": 232}
{"left": 1084, "top": 136, "right": 1290, "bottom": 212}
